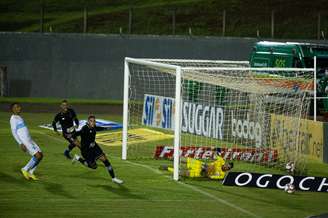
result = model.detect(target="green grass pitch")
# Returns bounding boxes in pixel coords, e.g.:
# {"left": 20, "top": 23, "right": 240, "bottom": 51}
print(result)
{"left": 1, "top": 111, "right": 328, "bottom": 218}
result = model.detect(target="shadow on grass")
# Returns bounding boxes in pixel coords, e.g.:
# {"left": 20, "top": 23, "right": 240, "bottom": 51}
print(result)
{"left": 53, "top": 152, "right": 72, "bottom": 160}
{"left": 88, "top": 184, "right": 147, "bottom": 200}
{"left": 66, "top": 170, "right": 108, "bottom": 181}
{"left": 0, "top": 171, "right": 75, "bottom": 199}
{"left": 42, "top": 181, "right": 76, "bottom": 199}
{"left": 0, "top": 171, "right": 30, "bottom": 187}
{"left": 4, "top": 166, "right": 76, "bottom": 200}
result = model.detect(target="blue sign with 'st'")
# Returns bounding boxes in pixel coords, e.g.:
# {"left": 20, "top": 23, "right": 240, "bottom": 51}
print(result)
{"left": 142, "top": 94, "right": 175, "bottom": 130}
{"left": 162, "top": 98, "right": 173, "bottom": 129}
{"left": 143, "top": 95, "right": 155, "bottom": 126}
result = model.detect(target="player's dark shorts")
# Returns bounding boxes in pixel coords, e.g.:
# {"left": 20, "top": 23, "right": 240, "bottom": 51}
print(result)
{"left": 81, "top": 143, "right": 104, "bottom": 168}
{"left": 63, "top": 131, "right": 77, "bottom": 144}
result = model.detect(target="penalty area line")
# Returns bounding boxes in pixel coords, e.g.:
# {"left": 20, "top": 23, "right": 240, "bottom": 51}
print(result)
{"left": 40, "top": 131, "right": 260, "bottom": 218}
{"left": 124, "top": 160, "right": 260, "bottom": 218}
{"left": 34, "top": 130, "right": 65, "bottom": 143}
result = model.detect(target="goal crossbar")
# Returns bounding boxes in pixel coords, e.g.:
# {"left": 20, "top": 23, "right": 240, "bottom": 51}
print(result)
{"left": 122, "top": 57, "right": 315, "bottom": 181}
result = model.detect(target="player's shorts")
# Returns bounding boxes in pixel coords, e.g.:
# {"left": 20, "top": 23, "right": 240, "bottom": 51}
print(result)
{"left": 186, "top": 158, "right": 203, "bottom": 169}
{"left": 63, "top": 131, "right": 77, "bottom": 144}
{"left": 188, "top": 168, "right": 202, "bottom": 177}
{"left": 186, "top": 158, "right": 203, "bottom": 178}
{"left": 24, "top": 140, "right": 42, "bottom": 156}
{"left": 81, "top": 143, "right": 104, "bottom": 167}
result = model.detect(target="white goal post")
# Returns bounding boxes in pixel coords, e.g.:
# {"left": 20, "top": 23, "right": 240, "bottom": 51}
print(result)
{"left": 122, "top": 57, "right": 315, "bottom": 181}
{"left": 122, "top": 57, "right": 185, "bottom": 180}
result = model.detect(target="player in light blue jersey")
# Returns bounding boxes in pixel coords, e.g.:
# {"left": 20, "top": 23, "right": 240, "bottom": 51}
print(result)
{"left": 10, "top": 103, "right": 43, "bottom": 180}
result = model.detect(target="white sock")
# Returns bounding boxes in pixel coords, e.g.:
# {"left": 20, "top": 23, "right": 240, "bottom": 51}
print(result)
{"left": 22, "top": 156, "right": 38, "bottom": 171}
{"left": 29, "top": 166, "right": 37, "bottom": 174}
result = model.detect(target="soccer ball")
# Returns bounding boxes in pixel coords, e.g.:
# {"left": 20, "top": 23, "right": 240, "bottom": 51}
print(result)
{"left": 284, "top": 183, "right": 296, "bottom": 194}
{"left": 285, "top": 161, "right": 295, "bottom": 174}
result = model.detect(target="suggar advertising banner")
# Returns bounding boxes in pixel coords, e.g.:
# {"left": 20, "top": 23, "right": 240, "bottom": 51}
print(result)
{"left": 180, "top": 102, "right": 266, "bottom": 146}
{"left": 181, "top": 101, "right": 224, "bottom": 140}
{"left": 142, "top": 94, "right": 267, "bottom": 148}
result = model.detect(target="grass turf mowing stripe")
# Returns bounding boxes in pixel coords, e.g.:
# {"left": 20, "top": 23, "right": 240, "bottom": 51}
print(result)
{"left": 40, "top": 131, "right": 260, "bottom": 218}
{"left": 0, "top": 198, "right": 216, "bottom": 202}
{"left": 125, "top": 160, "right": 260, "bottom": 218}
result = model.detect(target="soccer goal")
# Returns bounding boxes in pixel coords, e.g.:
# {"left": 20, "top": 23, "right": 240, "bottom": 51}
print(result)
{"left": 122, "top": 57, "right": 315, "bottom": 181}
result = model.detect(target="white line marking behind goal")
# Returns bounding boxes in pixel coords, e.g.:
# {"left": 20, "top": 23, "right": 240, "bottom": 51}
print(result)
{"left": 125, "top": 160, "right": 260, "bottom": 218}
{"left": 39, "top": 131, "right": 260, "bottom": 218}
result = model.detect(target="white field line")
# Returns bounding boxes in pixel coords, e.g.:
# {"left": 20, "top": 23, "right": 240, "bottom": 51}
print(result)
{"left": 34, "top": 130, "right": 64, "bottom": 143}
{"left": 19, "top": 130, "right": 260, "bottom": 218}
{"left": 125, "top": 160, "right": 260, "bottom": 218}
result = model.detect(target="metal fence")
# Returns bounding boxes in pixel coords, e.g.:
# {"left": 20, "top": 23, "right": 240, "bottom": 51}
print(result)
{"left": 1, "top": 1, "right": 327, "bottom": 40}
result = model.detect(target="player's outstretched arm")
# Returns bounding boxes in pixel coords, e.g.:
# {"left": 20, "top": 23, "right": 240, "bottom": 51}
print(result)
{"left": 74, "top": 128, "right": 82, "bottom": 137}
{"left": 71, "top": 109, "right": 79, "bottom": 127}
{"left": 52, "top": 114, "right": 60, "bottom": 134}
{"left": 10, "top": 118, "right": 23, "bottom": 145}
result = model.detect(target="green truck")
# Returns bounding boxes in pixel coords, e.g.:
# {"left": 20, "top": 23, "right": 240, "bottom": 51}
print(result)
{"left": 249, "top": 41, "right": 328, "bottom": 70}
{"left": 249, "top": 41, "right": 328, "bottom": 117}
{"left": 185, "top": 41, "right": 328, "bottom": 117}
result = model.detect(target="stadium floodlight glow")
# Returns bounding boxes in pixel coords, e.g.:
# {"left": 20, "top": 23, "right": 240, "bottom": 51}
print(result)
{"left": 122, "top": 57, "right": 314, "bottom": 181}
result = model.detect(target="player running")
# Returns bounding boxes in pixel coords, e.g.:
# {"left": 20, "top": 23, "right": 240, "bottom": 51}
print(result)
{"left": 72, "top": 115, "right": 123, "bottom": 184}
{"left": 160, "top": 151, "right": 233, "bottom": 180}
{"left": 52, "top": 100, "right": 80, "bottom": 159}
{"left": 10, "top": 103, "right": 43, "bottom": 181}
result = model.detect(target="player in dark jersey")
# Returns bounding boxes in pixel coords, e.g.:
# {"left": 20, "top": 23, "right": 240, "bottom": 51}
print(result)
{"left": 72, "top": 115, "right": 123, "bottom": 184}
{"left": 52, "top": 100, "right": 80, "bottom": 159}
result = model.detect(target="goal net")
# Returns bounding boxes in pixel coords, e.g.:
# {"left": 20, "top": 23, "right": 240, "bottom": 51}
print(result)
{"left": 122, "top": 58, "right": 314, "bottom": 180}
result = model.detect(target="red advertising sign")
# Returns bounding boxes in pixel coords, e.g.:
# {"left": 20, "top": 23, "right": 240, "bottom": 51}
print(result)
{"left": 154, "top": 145, "right": 278, "bottom": 163}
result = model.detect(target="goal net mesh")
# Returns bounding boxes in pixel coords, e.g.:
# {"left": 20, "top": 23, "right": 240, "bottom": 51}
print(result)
{"left": 124, "top": 58, "right": 313, "bottom": 176}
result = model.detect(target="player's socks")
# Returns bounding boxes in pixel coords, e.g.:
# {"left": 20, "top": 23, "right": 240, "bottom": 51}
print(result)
{"left": 68, "top": 143, "right": 75, "bottom": 151}
{"left": 28, "top": 166, "right": 39, "bottom": 180}
{"left": 73, "top": 154, "right": 88, "bottom": 167}
{"left": 22, "top": 156, "right": 40, "bottom": 172}
{"left": 103, "top": 159, "right": 115, "bottom": 178}
{"left": 64, "top": 143, "right": 76, "bottom": 159}
{"left": 28, "top": 165, "right": 37, "bottom": 175}
{"left": 64, "top": 148, "right": 72, "bottom": 159}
